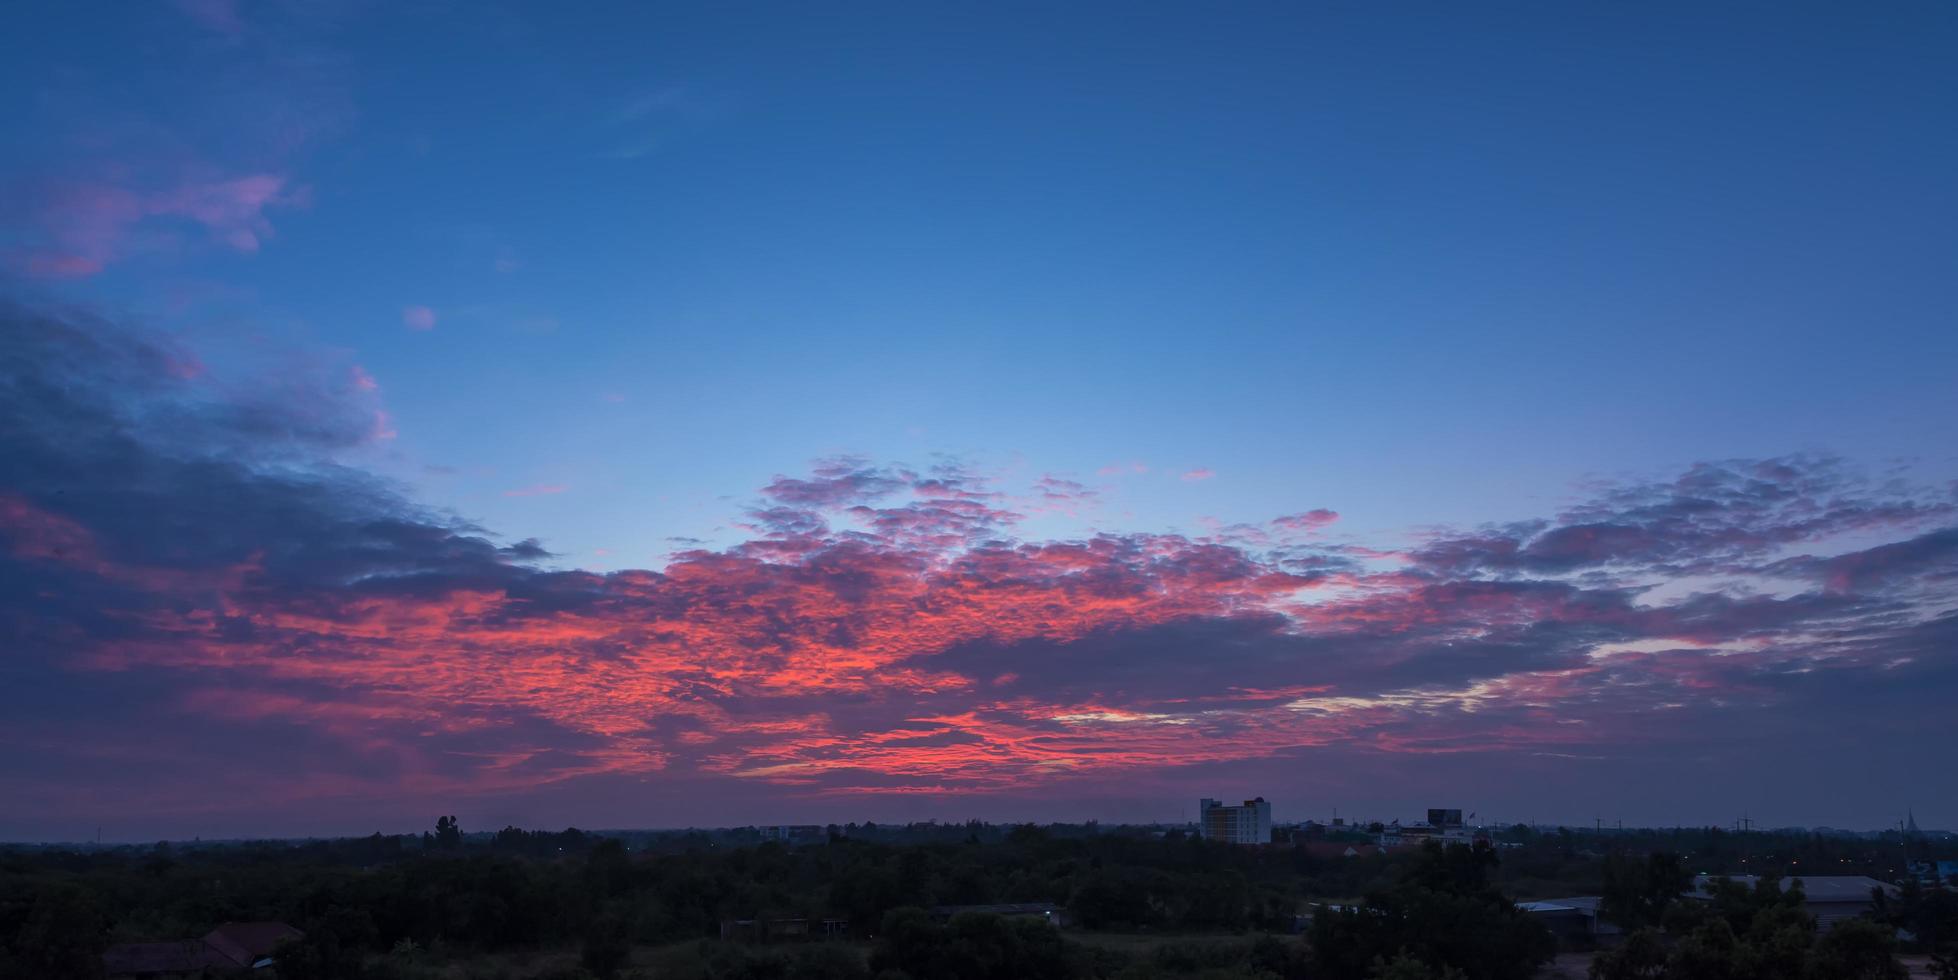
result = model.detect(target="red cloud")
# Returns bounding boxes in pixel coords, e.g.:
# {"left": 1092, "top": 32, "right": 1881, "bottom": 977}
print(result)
{"left": 6, "top": 309, "right": 1956, "bottom": 824}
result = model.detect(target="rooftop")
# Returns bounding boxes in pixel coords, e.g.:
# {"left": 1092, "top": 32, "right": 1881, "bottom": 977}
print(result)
{"left": 1690, "top": 875, "right": 1897, "bottom": 903}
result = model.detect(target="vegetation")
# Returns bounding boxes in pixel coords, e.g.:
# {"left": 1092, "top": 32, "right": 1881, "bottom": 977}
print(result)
{"left": 1309, "top": 842, "right": 1552, "bottom": 980}
{"left": 1589, "top": 875, "right": 1927, "bottom": 980}
{"left": 1, "top": 820, "right": 1951, "bottom": 979}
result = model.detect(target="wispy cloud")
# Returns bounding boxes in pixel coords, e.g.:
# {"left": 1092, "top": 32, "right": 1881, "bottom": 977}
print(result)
{"left": 1181, "top": 467, "right": 1215, "bottom": 482}
{"left": 402, "top": 305, "right": 438, "bottom": 331}
{"left": 7, "top": 174, "right": 302, "bottom": 279}
{"left": 171, "top": 0, "right": 243, "bottom": 36}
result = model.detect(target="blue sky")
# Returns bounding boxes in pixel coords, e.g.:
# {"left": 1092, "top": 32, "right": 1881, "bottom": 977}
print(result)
{"left": 2, "top": 2, "right": 1956, "bottom": 835}
{"left": 6, "top": 1, "right": 1952, "bottom": 570}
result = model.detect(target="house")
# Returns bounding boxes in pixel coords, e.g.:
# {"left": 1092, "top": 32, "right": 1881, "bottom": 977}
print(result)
{"left": 1687, "top": 875, "right": 1897, "bottom": 930}
{"left": 104, "top": 921, "right": 302, "bottom": 978}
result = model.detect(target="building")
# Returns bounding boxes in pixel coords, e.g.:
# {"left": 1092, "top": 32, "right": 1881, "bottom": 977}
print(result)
{"left": 104, "top": 921, "right": 302, "bottom": 978}
{"left": 1687, "top": 875, "right": 1898, "bottom": 931}
{"left": 758, "top": 824, "right": 828, "bottom": 846}
{"left": 1518, "top": 897, "right": 1618, "bottom": 946}
{"left": 1200, "top": 797, "right": 1273, "bottom": 844}
{"left": 1908, "top": 859, "right": 1958, "bottom": 886}
{"left": 1378, "top": 808, "right": 1478, "bottom": 849}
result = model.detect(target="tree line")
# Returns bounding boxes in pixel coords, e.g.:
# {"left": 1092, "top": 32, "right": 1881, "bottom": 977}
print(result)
{"left": 3, "top": 819, "right": 1952, "bottom": 980}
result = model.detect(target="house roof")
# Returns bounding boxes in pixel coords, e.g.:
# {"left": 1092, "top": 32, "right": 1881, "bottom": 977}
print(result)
{"left": 1690, "top": 875, "right": 1896, "bottom": 903}
{"left": 1519, "top": 896, "right": 1604, "bottom": 913}
{"left": 105, "top": 921, "right": 302, "bottom": 977}
{"left": 203, "top": 921, "right": 303, "bottom": 966}
{"left": 103, "top": 940, "right": 223, "bottom": 975}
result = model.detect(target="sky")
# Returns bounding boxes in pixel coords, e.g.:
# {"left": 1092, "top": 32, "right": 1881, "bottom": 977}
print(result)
{"left": 1, "top": 1, "right": 1955, "bottom": 841}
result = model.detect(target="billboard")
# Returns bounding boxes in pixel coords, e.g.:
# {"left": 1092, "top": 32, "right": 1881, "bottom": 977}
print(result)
{"left": 1427, "top": 808, "right": 1464, "bottom": 828}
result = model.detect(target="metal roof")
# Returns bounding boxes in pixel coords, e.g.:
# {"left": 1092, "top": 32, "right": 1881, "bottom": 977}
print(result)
{"left": 1690, "top": 874, "right": 1896, "bottom": 903}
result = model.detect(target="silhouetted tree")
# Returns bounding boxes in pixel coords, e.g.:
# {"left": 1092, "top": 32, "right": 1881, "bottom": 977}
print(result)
{"left": 1811, "top": 918, "right": 1909, "bottom": 980}
{"left": 1600, "top": 851, "right": 1691, "bottom": 931}
{"left": 9, "top": 885, "right": 106, "bottom": 980}
{"left": 1371, "top": 950, "right": 1467, "bottom": 980}
{"left": 435, "top": 815, "right": 462, "bottom": 850}
{"left": 579, "top": 906, "right": 633, "bottom": 979}
{"left": 1310, "top": 841, "right": 1552, "bottom": 980}
{"left": 870, "top": 907, "right": 1075, "bottom": 980}
{"left": 1588, "top": 928, "right": 1667, "bottom": 980}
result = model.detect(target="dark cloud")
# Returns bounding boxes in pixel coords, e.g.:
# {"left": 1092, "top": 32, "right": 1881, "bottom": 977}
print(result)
{"left": 1413, "top": 457, "right": 1952, "bottom": 577}
{"left": 758, "top": 456, "right": 910, "bottom": 508}
{"left": 3, "top": 302, "right": 1957, "bottom": 837}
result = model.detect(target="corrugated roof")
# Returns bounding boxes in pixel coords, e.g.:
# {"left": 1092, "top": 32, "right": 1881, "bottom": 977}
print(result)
{"left": 203, "top": 921, "right": 302, "bottom": 965}
{"left": 1691, "top": 874, "right": 1896, "bottom": 903}
{"left": 103, "top": 940, "right": 221, "bottom": 975}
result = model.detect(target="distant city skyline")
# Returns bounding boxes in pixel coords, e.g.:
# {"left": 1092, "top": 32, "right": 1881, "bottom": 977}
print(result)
{"left": 3, "top": 2, "right": 1957, "bottom": 841}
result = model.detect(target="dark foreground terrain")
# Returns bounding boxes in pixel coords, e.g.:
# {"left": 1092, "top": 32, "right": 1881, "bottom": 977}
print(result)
{"left": 4, "top": 821, "right": 1953, "bottom": 979}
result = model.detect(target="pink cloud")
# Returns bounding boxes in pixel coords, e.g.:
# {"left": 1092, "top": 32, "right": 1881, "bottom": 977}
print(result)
{"left": 349, "top": 366, "right": 379, "bottom": 392}
{"left": 402, "top": 306, "right": 438, "bottom": 331}
{"left": 22, "top": 253, "right": 105, "bottom": 279}
{"left": 9, "top": 173, "right": 297, "bottom": 279}
{"left": 1097, "top": 461, "right": 1149, "bottom": 477}
{"left": 1181, "top": 467, "right": 1215, "bottom": 482}
{"left": 504, "top": 484, "right": 569, "bottom": 498}
{"left": 1274, "top": 509, "right": 1339, "bottom": 532}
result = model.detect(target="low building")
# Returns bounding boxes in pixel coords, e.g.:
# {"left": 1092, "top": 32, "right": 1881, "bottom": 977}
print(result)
{"left": 104, "top": 921, "right": 302, "bottom": 978}
{"left": 1200, "top": 797, "right": 1272, "bottom": 844}
{"left": 758, "top": 824, "right": 828, "bottom": 846}
{"left": 1518, "top": 897, "right": 1618, "bottom": 946}
{"left": 1378, "top": 809, "right": 1479, "bottom": 849}
{"left": 1377, "top": 821, "right": 1475, "bottom": 849}
{"left": 1687, "top": 875, "right": 1898, "bottom": 930}
{"left": 1908, "top": 859, "right": 1958, "bottom": 886}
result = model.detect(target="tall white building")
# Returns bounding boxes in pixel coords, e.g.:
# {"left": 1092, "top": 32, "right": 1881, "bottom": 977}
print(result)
{"left": 1198, "top": 797, "right": 1272, "bottom": 844}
